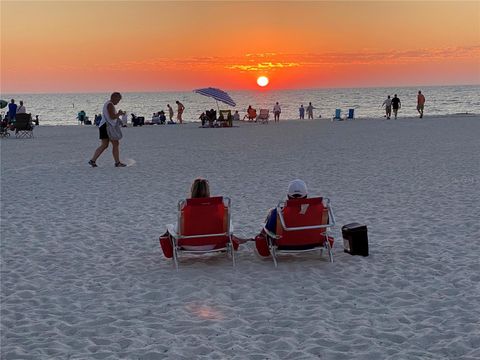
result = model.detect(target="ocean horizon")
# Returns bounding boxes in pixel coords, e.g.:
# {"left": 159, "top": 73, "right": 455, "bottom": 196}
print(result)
{"left": 2, "top": 84, "right": 479, "bottom": 126}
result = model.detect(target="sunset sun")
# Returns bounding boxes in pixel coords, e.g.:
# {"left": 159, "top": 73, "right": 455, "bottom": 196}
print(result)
{"left": 257, "top": 76, "right": 269, "bottom": 87}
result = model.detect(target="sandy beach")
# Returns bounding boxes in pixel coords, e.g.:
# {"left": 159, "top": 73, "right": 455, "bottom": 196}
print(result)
{"left": 1, "top": 115, "right": 479, "bottom": 359}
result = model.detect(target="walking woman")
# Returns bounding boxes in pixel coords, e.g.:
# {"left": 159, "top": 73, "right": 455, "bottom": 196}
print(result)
{"left": 89, "top": 92, "right": 127, "bottom": 167}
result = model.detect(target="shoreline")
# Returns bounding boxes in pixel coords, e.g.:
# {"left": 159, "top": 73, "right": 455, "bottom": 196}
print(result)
{"left": 8, "top": 113, "right": 479, "bottom": 127}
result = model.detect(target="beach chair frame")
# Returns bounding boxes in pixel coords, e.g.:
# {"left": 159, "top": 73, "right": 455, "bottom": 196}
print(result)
{"left": 332, "top": 109, "right": 342, "bottom": 121}
{"left": 14, "top": 113, "right": 34, "bottom": 138}
{"left": 258, "top": 109, "right": 269, "bottom": 124}
{"left": 166, "top": 197, "right": 235, "bottom": 270}
{"left": 219, "top": 110, "right": 232, "bottom": 127}
{"left": 347, "top": 108, "right": 355, "bottom": 120}
{"left": 262, "top": 197, "right": 336, "bottom": 267}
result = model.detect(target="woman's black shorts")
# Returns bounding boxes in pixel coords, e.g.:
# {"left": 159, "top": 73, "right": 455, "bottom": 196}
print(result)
{"left": 99, "top": 123, "right": 109, "bottom": 139}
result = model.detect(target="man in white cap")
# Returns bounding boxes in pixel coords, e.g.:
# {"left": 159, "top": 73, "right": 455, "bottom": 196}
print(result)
{"left": 254, "top": 179, "right": 308, "bottom": 256}
{"left": 264, "top": 179, "right": 308, "bottom": 234}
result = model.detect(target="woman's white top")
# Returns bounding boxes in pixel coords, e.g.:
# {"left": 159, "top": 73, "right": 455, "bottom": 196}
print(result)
{"left": 99, "top": 100, "right": 117, "bottom": 127}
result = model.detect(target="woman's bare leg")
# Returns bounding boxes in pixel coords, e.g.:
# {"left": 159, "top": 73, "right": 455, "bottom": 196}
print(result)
{"left": 111, "top": 140, "right": 120, "bottom": 163}
{"left": 91, "top": 139, "right": 109, "bottom": 162}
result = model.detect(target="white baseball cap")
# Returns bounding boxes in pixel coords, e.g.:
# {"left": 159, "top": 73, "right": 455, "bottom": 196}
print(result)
{"left": 287, "top": 179, "right": 308, "bottom": 198}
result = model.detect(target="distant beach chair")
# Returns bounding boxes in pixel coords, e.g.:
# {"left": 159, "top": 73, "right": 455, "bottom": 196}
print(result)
{"left": 0, "top": 118, "right": 10, "bottom": 138}
{"left": 219, "top": 110, "right": 232, "bottom": 127}
{"left": 347, "top": 109, "right": 355, "bottom": 120}
{"left": 159, "top": 197, "right": 236, "bottom": 269}
{"left": 206, "top": 109, "right": 217, "bottom": 127}
{"left": 13, "top": 113, "right": 34, "bottom": 138}
{"left": 258, "top": 109, "right": 270, "bottom": 124}
{"left": 256, "top": 197, "right": 335, "bottom": 267}
{"left": 332, "top": 109, "right": 342, "bottom": 121}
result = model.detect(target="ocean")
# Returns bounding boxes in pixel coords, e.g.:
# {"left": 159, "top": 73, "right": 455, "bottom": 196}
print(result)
{"left": 1, "top": 85, "right": 478, "bottom": 126}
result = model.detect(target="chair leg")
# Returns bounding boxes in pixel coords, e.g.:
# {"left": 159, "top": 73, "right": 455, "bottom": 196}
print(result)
{"left": 325, "top": 235, "right": 334, "bottom": 263}
{"left": 229, "top": 241, "right": 236, "bottom": 267}
{"left": 171, "top": 238, "right": 179, "bottom": 271}
{"left": 268, "top": 237, "right": 278, "bottom": 267}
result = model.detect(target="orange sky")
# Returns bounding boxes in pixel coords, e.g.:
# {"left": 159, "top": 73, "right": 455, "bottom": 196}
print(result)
{"left": 1, "top": 1, "right": 479, "bottom": 93}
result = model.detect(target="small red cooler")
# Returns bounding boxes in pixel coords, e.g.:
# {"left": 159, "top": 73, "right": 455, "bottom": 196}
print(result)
{"left": 342, "top": 223, "right": 368, "bottom": 256}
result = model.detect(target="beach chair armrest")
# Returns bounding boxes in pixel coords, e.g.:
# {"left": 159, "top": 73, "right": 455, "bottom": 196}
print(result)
{"left": 262, "top": 224, "right": 278, "bottom": 239}
{"left": 166, "top": 224, "right": 178, "bottom": 239}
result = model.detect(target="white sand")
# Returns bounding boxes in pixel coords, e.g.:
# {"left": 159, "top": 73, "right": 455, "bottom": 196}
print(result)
{"left": 1, "top": 115, "right": 479, "bottom": 359}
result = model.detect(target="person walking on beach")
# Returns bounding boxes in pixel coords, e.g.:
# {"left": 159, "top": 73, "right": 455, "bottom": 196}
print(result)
{"left": 382, "top": 95, "right": 392, "bottom": 119}
{"left": 391, "top": 94, "right": 401, "bottom": 119}
{"left": 417, "top": 90, "right": 425, "bottom": 118}
{"left": 299, "top": 104, "right": 305, "bottom": 119}
{"left": 273, "top": 102, "right": 281, "bottom": 122}
{"left": 306, "top": 102, "right": 315, "bottom": 119}
{"left": 167, "top": 104, "right": 174, "bottom": 122}
{"left": 88, "top": 92, "right": 127, "bottom": 168}
{"left": 17, "top": 100, "right": 26, "bottom": 114}
{"left": 8, "top": 99, "right": 17, "bottom": 123}
{"left": 176, "top": 101, "right": 185, "bottom": 124}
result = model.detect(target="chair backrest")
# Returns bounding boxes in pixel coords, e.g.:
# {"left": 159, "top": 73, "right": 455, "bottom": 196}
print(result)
{"left": 334, "top": 109, "right": 341, "bottom": 119}
{"left": 259, "top": 109, "right": 269, "bottom": 118}
{"left": 248, "top": 108, "right": 256, "bottom": 117}
{"left": 348, "top": 109, "right": 354, "bottom": 119}
{"left": 14, "top": 113, "right": 33, "bottom": 130}
{"left": 220, "top": 110, "right": 231, "bottom": 119}
{"left": 276, "top": 197, "right": 329, "bottom": 246}
{"left": 178, "top": 197, "right": 229, "bottom": 246}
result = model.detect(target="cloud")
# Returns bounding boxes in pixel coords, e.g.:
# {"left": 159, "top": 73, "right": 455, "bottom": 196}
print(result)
{"left": 21, "top": 46, "right": 477, "bottom": 74}
{"left": 225, "top": 46, "right": 480, "bottom": 71}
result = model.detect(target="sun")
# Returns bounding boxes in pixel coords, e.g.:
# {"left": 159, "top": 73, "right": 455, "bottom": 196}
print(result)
{"left": 257, "top": 76, "right": 269, "bottom": 87}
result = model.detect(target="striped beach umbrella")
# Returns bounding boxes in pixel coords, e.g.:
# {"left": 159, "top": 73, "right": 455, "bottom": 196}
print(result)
{"left": 193, "top": 87, "right": 236, "bottom": 110}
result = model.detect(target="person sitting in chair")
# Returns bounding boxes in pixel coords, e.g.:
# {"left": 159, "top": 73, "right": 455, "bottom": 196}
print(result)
{"left": 159, "top": 111, "right": 166, "bottom": 124}
{"left": 243, "top": 105, "right": 257, "bottom": 121}
{"left": 255, "top": 179, "right": 309, "bottom": 256}
{"left": 159, "top": 178, "right": 245, "bottom": 256}
{"left": 206, "top": 109, "right": 216, "bottom": 127}
{"left": 233, "top": 110, "right": 240, "bottom": 122}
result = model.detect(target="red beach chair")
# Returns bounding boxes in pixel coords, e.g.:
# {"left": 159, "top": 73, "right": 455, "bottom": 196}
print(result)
{"left": 160, "top": 197, "right": 236, "bottom": 269}
{"left": 258, "top": 109, "right": 269, "bottom": 124}
{"left": 258, "top": 197, "right": 335, "bottom": 267}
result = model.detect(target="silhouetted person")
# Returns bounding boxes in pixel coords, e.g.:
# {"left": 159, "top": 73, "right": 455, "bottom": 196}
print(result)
{"left": 417, "top": 91, "right": 425, "bottom": 118}
{"left": 391, "top": 94, "right": 401, "bottom": 119}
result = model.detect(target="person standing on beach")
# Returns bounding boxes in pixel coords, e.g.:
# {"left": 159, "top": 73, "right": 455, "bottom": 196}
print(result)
{"left": 8, "top": 99, "right": 17, "bottom": 123}
{"left": 167, "top": 104, "right": 174, "bottom": 122}
{"left": 273, "top": 102, "right": 281, "bottom": 122}
{"left": 306, "top": 102, "right": 315, "bottom": 119}
{"left": 88, "top": 92, "right": 126, "bottom": 168}
{"left": 391, "top": 94, "right": 401, "bottom": 119}
{"left": 382, "top": 95, "right": 392, "bottom": 119}
{"left": 176, "top": 101, "right": 185, "bottom": 124}
{"left": 17, "top": 101, "right": 26, "bottom": 114}
{"left": 299, "top": 104, "right": 305, "bottom": 119}
{"left": 417, "top": 91, "right": 425, "bottom": 118}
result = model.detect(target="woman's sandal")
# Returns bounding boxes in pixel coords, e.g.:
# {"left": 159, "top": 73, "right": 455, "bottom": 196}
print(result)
{"left": 115, "top": 162, "right": 127, "bottom": 167}
{"left": 88, "top": 160, "right": 98, "bottom": 167}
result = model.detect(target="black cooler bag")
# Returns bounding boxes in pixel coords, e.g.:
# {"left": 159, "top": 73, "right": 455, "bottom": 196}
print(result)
{"left": 342, "top": 223, "right": 368, "bottom": 256}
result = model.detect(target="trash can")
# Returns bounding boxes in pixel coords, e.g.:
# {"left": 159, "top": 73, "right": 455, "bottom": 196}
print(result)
{"left": 342, "top": 223, "right": 368, "bottom": 256}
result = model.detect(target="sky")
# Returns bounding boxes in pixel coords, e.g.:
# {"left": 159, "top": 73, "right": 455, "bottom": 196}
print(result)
{"left": 1, "top": 0, "right": 479, "bottom": 93}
